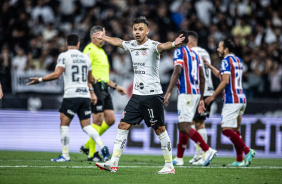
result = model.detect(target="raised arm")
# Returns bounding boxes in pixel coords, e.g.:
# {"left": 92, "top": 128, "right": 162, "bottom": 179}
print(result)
{"left": 202, "top": 57, "right": 220, "bottom": 78}
{"left": 27, "top": 66, "right": 65, "bottom": 85}
{"left": 157, "top": 34, "right": 185, "bottom": 53}
{"left": 93, "top": 28, "right": 124, "bottom": 48}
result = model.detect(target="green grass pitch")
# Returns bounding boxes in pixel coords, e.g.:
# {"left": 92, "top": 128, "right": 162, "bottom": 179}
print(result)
{"left": 0, "top": 151, "right": 281, "bottom": 184}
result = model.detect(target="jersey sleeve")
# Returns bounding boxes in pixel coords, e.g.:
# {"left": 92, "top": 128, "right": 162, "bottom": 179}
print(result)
{"left": 220, "top": 58, "right": 231, "bottom": 74}
{"left": 151, "top": 41, "right": 160, "bottom": 54}
{"left": 122, "top": 41, "right": 131, "bottom": 51}
{"left": 173, "top": 48, "right": 183, "bottom": 67}
{"left": 56, "top": 53, "right": 66, "bottom": 68}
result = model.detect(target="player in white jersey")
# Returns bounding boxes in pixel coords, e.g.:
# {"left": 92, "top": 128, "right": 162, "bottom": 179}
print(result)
{"left": 94, "top": 16, "right": 185, "bottom": 174}
{"left": 172, "top": 31, "right": 215, "bottom": 166}
{"left": 27, "top": 34, "right": 110, "bottom": 162}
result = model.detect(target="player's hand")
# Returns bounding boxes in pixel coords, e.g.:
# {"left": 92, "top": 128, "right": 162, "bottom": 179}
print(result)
{"left": 202, "top": 57, "right": 211, "bottom": 68}
{"left": 205, "top": 96, "right": 215, "bottom": 105}
{"left": 93, "top": 28, "right": 106, "bottom": 39}
{"left": 90, "top": 92, "right": 97, "bottom": 105}
{"left": 198, "top": 100, "right": 206, "bottom": 114}
{"left": 174, "top": 34, "right": 185, "bottom": 47}
{"left": 27, "top": 77, "right": 39, "bottom": 85}
{"left": 163, "top": 92, "right": 171, "bottom": 107}
{"left": 116, "top": 86, "right": 127, "bottom": 95}
{"left": 0, "top": 85, "right": 3, "bottom": 99}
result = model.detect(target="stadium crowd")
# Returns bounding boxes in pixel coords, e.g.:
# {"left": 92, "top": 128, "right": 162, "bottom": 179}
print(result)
{"left": 0, "top": 0, "right": 281, "bottom": 99}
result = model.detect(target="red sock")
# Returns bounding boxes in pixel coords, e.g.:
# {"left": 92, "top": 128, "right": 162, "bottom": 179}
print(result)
{"left": 187, "top": 128, "right": 209, "bottom": 152}
{"left": 234, "top": 131, "right": 243, "bottom": 162}
{"left": 222, "top": 129, "right": 250, "bottom": 155}
{"left": 177, "top": 131, "right": 189, "bottom": 158}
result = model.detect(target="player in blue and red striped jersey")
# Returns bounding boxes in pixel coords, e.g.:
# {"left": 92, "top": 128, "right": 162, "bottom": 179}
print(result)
{"left": 204, "top": 38, "right": 255, "bottom": 167}
{"left": 164, "top": 31, "right": 217, "bottom": 166}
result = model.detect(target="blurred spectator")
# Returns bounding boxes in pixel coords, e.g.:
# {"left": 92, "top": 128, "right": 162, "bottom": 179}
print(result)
{"left": 0, "top": 46, "right": 12, "bottom": 92}
{"left": 159, "top": 52, "right": 174, "bottom": 93}
{"left": 195, "top": 0, "right": 214, "bottom": 27}
{"left": 232, "top": 17, "right": 251, "bottom": 46}
{"left": 31, "top": 0, "right": 55, "bottom": 25}
{"left": 11, "top": 47, "right": 27, "bottom": 71}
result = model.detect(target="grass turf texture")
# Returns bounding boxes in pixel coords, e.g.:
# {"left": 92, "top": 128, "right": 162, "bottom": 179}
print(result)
{"left": 0, "top": 151, "right": 281, "bottom": 184}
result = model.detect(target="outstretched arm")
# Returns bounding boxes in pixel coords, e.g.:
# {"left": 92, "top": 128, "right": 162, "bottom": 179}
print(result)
{"left": 157, "top": 34, "right": 185, "bottom": 53}
{"left": 93, "top": 28, "right": 124, "bottom": 48}
{"left": 27, "top": 66, "right": 65, "bottom": 85}
{"left": 203, "top": 57, "right": 220, "bottom": 78}
{"left": 164, "top": 65, "right": 182, "bottom": 106}
{"left": 0, "top": 83, "right": 3, "bottom": 99}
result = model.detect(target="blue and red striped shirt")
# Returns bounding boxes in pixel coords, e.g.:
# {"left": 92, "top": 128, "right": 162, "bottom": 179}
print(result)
{"left": 173, "top": 46, "right": 201, "bottom": 95}
{"left": 220, "top": 54, "right": 246, "bottom": 104}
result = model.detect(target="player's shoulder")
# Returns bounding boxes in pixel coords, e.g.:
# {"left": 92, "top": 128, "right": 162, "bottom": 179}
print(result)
{"left": 192, "top": 46, "right": 208, "bottom": 54}
{"left": 148, "top": 39, "right": 159, "bottom": 46}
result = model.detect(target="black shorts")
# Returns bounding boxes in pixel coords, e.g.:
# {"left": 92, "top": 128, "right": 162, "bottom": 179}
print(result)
{"left": 91, "top": 82, "right": 114, "bottom": 113}
{"left": 193, "top": 96, "right": 213, "bottom": 121}
{"left": 59, "top": 98, "right": 91, "bottom": 120}
{"left": 121, "top": 94, "right": 165, "bottom": 129}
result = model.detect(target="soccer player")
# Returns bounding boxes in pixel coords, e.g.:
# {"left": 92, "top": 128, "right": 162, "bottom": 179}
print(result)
{"left": 27, "top": 34, "right": 110, "bottom": 162}
{"left": 204, "top": 38, "right": 255, "bottom": 167}
{"left": 172, "top": 31, "right": 214, "bottom": 166}
{"left": 80, "top": 25, "right": 127, "bottom": 162}
{"left": 164, "top": 30, "right": 217, "bottom": 167}
{"left": 94, "top": 16, "right": 185, "bottom": 174}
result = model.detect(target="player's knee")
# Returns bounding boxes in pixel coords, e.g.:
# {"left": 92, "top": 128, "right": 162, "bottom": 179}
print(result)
{"left": 118, "top": 122, "right": 131, "bottom": 130}
{"left": 178, "top": 122, "right": 192, "bottom": 133}
{"left": 154, "top": 126, "right": 166, "bottom": 135}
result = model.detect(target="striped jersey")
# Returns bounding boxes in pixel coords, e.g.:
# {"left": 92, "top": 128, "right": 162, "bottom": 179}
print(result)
{"left": 220, "top": 54, "right": 246, "bottom": 104}
{"left": 173, "top": 46, "right": 201, "bottom": 95}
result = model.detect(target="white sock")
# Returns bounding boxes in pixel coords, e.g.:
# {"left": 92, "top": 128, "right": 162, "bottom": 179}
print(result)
{"left": 195, "top": 128, "right": 208, "bottom": 156}
{"left": 83, "top": 125, "right": 104, "bottom": 149}
{"left": 111, "top": 129, "right": 129, "bottom": 166}
{"left": 158, "top": 131, "right": 173, "bottom": 167}
{"left": 61, "top": 126, "right": 70, "bottom": 159}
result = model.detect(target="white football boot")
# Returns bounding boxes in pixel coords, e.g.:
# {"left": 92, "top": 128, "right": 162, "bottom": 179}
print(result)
{"left": 172, "top": 157, "right": 184, "bottom": 166}
{"left": 203, "top": 148, "right": 218, "bottom": 166}
{"left": 156, "top": 165, "right": 175, "bottom": 174}
{"left": 95, "top": 160, "right": 118, "bottom": 172}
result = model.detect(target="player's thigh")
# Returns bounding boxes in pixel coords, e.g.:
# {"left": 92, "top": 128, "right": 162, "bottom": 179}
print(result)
{"left": 221, "top": 104, "right": 245, "bottom": 128}
{"left": 77, "top": 98, "right": 92, "bottom": 122}
{"left": 141, "top": 94, "right": 165, "bottom": 129}
{"left": 121, "top": 95, "right": 143, "bottom": 126}
{"left": 104, "top": 109, "right": 115, "bottom": 126}
{"left": 177, "top": 94, "right": 200, "bottom": 123}
{"left": 60, "top": 113, "right": 72, "bottom": 126}
{"left": 59, "top": 98, "right": 78, "bottom": 122}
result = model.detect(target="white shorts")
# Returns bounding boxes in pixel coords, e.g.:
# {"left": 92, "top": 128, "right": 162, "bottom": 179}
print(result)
{"left": 221, "top": 103, "right": 246, "bottom": 128}
{"left": 177, "top": 94, "right": 201, "bottom": 123}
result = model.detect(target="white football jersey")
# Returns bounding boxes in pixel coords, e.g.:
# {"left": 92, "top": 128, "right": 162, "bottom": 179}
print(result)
{"left": 56, "top": 49, "right": 92, "bottom": 98}
{"left": 191, "top": 47, "right": 214, "bottom": 96}
{"left": 122, "top": 39, "right": 163, "bottom": 95}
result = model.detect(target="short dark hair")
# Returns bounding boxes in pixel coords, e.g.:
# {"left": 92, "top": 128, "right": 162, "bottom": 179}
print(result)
{"left": 176, "top": 30, "right": 188, "bottom": 44}
{"left": 222, "top": 38, "right": 235, "bottom": 53}
{"left": 132, "top": 16, "right": 148, "bottom": 27}
{"left": 187, "top": 31, "right": 198, "bottom": 42}
{"left": 90, "top": 25, "right": 103, "bottom": 38}
{"left": 67, "top": 34, "right": 79, "bottom": 46}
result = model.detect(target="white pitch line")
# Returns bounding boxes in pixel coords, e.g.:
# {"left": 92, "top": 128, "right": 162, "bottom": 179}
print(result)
{"left": 0, "top": 165, "right": 282, "bottom": 169}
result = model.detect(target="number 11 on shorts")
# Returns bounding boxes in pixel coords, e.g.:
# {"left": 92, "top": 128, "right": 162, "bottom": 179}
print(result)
{"left": 148, "top": 109, "right": 154, "bottom": 118}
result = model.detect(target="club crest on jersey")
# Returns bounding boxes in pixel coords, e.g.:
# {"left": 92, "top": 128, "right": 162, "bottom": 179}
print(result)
{"left": 141, "top": 50, "right": 147, "bottom": 56}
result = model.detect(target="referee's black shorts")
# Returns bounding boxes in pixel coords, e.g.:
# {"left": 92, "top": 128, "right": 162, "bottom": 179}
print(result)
{"left": 91, "top": 82, "right": 114, "bottom": 113}
{"left": 121, "top": 94, "right": 165, "bottom": 129}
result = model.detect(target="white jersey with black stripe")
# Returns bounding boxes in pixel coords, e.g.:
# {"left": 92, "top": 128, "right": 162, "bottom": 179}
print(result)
{"left": 191, "top": 47, "right": 214, "bottom": 96}
{"left": 56, "top": 49, "right": 92, "bottom": 98}
{"left": 122, "top": 39, "right": 163, "bottom": 95}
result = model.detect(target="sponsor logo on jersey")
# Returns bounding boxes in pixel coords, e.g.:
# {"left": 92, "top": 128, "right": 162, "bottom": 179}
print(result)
{"left": 207, "top": 87, "right": 214, "bottom": 91}
{"left": 178, "top": 110, "right": 181, "bottom": 116}
{"left": 135, "top": 51, "right": 139, "bottom": 56}
{"left": 133, "top": 62, "right": 145, "bottom": 66}
{"left": 71, "top": 54, "right": 84, "bottom": 58}
{"left": 125, "top": 41, "right": 130, "bottom": 44}
{"left": 134, "top": 82, "right": 144, "bottom": 90}
{"left": 131, "top": 42, "right": 137, "bottom": 46}
{"left": 84, "top": 110, "right": 91, "bottom": 115}
{"left": 67, "top": 109, "right": 75, "bottom": 115}
{"left": 75, "top": 87, "right": 87, "bottom": 93}
{"left": 151, "top": 41, "right": 158, "bottom": 45}
{"left": 134, "top": 70, "right": 145, "bottom": 74}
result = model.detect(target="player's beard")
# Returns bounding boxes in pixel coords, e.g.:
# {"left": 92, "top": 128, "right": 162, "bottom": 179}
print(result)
{"left": 218, "top": 51, "right": 224, "bottom": 59}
